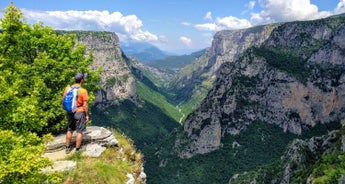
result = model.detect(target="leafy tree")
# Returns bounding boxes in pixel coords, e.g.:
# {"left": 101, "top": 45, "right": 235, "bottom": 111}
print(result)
{"left": 0, "top": 3, "right": 100, "bottom": 182}
{"left": 0, "top": 3, "right": 100, "bottom": 134}
{"left": 0, "top": 130, "right": 62, "bottom": 183}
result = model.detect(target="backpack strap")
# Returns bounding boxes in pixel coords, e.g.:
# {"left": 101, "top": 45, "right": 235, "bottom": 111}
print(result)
{"left": 73, "top": 86, "right": 81, "bottom": 107}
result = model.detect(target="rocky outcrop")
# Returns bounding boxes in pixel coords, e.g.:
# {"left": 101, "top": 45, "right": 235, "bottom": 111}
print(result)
{"left": 177, "top": 14, "right": 345, "bottom": 158}
{"left": 169, "top": 24, "right": 278, "bottom": 102}
{"left": 74, "top": 31, "right": 138, "bottom": 108}
{"left": 42, "top": 126, "right": 118, "bottom": 173}
{"left": 42, "top": 126, "right": 146, "bottom": 183}
{"left": 45, "top": 126, "right": 118, "bottom": 153}
{"left": 229, "top": 129, "right": 342, "bottom": 184}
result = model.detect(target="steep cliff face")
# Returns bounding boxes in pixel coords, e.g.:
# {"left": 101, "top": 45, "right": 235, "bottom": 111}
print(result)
{"left": 75, "top": 31, "right": 138, "bottom": 107}
{"left": 229, "top": 129, "right": 344, "bottom": 184}
{"left": 170, "top": 24, "right": 278, "bottom": 102}
{"left": 177, "top": 14, "right": 345, "bottom": 158}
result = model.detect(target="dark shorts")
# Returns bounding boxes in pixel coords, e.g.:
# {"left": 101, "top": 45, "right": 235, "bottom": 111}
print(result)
{"left": 67, "top": 112, "right": 86, "bottom": 133}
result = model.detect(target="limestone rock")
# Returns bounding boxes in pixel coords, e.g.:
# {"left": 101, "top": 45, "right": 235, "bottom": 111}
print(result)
{"left": 42, "top": 126, "right": 146, "bottom": 183}
{"left": 139, "top": 168, "right": 147, "bottom": 183}
{"left": 82, "top": 143, "right": 106, "bottom": 157}
{"left": 45, "top": 126, "right": 118, "bottom": 153}
{"left": 79, "top": 32, "right": 138, "bottom": 106}
{"left": 177, "top": 14, "right": 345, "bottom": 158}
{"left": 126, "top": 173, "right": 135, "bottom": 184}
{"left": 59, "top": 31, "right": 139, "bottom": 108}
{"left": 42, "top": 126, "right": 119, "bottom": 174}
{"left": 229, "top": 130, "right": 342, "bottom": 184}
{"left": 41, "top": 160, "right": 77, "bottom": 173}
{"left": 170, "top": 24, "right": 278, "bottom": 102}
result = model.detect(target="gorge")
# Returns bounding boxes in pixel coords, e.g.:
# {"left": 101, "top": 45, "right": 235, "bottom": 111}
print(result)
{"left": 71, "top": 13, "right": 345, "bottom": 184}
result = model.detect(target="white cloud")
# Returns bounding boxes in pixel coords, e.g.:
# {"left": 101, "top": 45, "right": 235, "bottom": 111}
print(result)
{"left": 181, "top": 22, "right": 192, "bottom": 26}
{"left": 179, "top": 36, "right": 192, "bottom": 46}
{"left": 216, "top": 16, "right": 252, "bottom": 30}
{"left": 247, "top": 1, "right": 256, "bottom": 10}
{"left": 335, "top": 0, "right": 345, "bottom": 14}
{"left": 242, "top": 1, "right": 256, "bottom": 14}
{"left": 251, "top": 0, "right": 332, "bottom": 24}
{"left": 195, "top": 0, "right": 337, "bottom": 33}
{"left": 195, "top": 16, "right": 252, "bottom": 31}
{"left": 204, "top": 11, "right": 213, "bottom": 21}
{"left": 22, "top": 9, "right": 158, "bottom": 43}
{"left": 195, "top": 23, "right": 217, "bottom": 31}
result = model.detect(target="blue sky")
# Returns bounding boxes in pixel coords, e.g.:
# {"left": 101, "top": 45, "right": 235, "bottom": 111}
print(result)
{"left": 1, "top": 0, "right": 344, "bottom": 54}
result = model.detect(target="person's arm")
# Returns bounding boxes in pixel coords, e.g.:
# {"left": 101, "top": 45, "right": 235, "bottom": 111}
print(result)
{"left": 83, "top": 100, "right": 89, "bottom": 123}
{"left": 62, "top": 86, "right": 68, "bottom": 109}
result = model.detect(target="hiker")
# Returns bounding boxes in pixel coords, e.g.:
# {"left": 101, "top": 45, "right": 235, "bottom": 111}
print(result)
{"left": 62, "top": 72, "right": 89, "bottom": 154}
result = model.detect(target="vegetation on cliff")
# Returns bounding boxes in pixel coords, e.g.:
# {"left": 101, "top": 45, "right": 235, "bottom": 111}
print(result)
{"left": 91, "top": 80, "right": 180, "bottom": 149}
{"left": 143, "top": 13, "right": 345, "bottom": 183}
{"left": 0, "top": 4, "right": 100, "bottom": 182}
{"left": 144, "top": 121, "right": 340, "bottom": 183}
{"left": 62, "top": 129, "right": 144, "bottom": 183}
{"left": 229, "top": 126, "right": 345, "bottom": 184}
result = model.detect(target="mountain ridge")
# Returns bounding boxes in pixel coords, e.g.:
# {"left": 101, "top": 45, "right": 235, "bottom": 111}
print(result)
{"left": 56, "top": 13, "right": 345, "bottom": 184}
{"left": 121, "top": 42, "right": 170, "bottom": 63}
{"left": 177, "top": 12, "right": 345, "bottom": 158}
{"left": 142, "top": 13, "right": 345, "bottom": 184}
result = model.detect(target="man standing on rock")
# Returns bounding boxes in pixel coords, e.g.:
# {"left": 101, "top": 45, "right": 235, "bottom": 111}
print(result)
{"left": 62, "top": 72, "right": 89, "bottom": 154}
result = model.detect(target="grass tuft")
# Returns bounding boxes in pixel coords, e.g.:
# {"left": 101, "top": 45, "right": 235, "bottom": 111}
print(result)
{"left": 62, "top": 129, "right": 144, "bottom": 184}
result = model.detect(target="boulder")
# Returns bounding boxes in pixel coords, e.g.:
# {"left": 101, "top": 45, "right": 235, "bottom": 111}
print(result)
{"left": 41, "top": 160, "right": 77, "bottom": 173}
{"left": 82, "top": 143, "right": 107, "bottom": 157}
{"left": 45, "top": 126, "right": 118, "bottom": 153}
{"left": 42, "top": 126, "right": 118, "bottom": 172}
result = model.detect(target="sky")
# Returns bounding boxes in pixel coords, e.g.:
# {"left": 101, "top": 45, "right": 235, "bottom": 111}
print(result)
{"left": 1, "top": 0, "right": 345, "bottom": 54}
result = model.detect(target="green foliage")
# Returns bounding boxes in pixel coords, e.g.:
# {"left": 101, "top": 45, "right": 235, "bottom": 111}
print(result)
{"left": 229, "top": 160, "right": 284, "bottom": 184}
{"left": 227, "top": 121, "right": 341, "bottom": 184}
{"left": 178, "top": 85, "right": 211, "bottom": 120}
{"left": 148, "top": 49, "right": 205, "bottom": 75}
{"left": 0, "top": 3, "right": 100, "bottom": 134}
{"left": 62, "top": 130, "right": 144, "bottom": 183}
{"left": 144, "top": 121, "right": 298, "bottom": 184}
{"left": 236, "top": 75, "right": 258, "bottom": 88}
{"left": 144, "top": 120, "right": 341, "bottom": 184}
{"left": 310, "top": 152, "right": 345, "bottom": 184}
{"left": 0, "top": 130, "right": 60, "bottom": 183}
{"left": 253, "top": 47, "right": 312, "bottom": 84}
{"left": 136, "top": 80, "right": 182, "bottom": 122}
{"left": 91, "top": 100, "right": 179, "bottom": 149}
{"left": 291, "top": 151, "right": 345, "bottom": 184}
{"left": 312, "top": 63, "right": 345, "bottom": 92}
{"left": 92, "top": 74, "right": 181, "bottom": 149}
{"left": 0, "top": 3, "right": 100, "bottom": 182}
{"left": 166, "top": 50, "right": 212, "bottom": 105}
{"left": 106, "top": 77, "right": 117, "bottom": 87}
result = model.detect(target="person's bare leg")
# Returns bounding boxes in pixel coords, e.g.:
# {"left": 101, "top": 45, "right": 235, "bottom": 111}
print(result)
{"left": 66, "top": 130, "right": 73, "bottom": 147}
{"left": 75, "top": 132, "right": 83, "bottom": 149}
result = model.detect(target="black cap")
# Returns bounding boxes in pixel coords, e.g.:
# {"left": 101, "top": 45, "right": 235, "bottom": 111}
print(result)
{"left": 74, "top": 73, "right": 84, "bottom": 81}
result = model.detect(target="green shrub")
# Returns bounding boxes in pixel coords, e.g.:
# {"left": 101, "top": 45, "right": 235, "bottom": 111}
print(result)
{"left": 0, "top": 130, "right": 59, "bottom": 183}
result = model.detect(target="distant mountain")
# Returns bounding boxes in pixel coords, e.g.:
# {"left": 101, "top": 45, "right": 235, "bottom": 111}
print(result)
{"left": 143, "top": 13, "right": 345, "bottom": 184}
{"left": 121, "top": 42, "right": 170, "bottom": 63}
{"left": 147, "top": 49, "right": 206, "bottom": 75}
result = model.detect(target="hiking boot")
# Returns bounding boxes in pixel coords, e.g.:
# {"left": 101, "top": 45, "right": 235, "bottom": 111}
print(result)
{"left": 75, "top": 147, "right": 81, "bottom": 153}
{"left": 65, "top": 146, "right": 72, "bottom": 154}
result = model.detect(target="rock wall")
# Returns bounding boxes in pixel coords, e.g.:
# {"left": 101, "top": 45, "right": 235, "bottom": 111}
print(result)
{"left": 170, "top": 24, "right": 278, "bottom": 101}
{"left": 177, "top": 14, "right": 345, "bottom": 158}
{"left": 43, "top": 126, "right": 146, "bottom": 184}
{"left": 75, "top": 31, "right": 138, "bottom": 107}
{"left": 229, "top": 129, "right": 342, "bottom": 184}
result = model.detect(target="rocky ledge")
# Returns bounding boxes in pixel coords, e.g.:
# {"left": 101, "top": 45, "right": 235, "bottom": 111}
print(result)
{"left": 42, "top": 126, "right": 146, "bottom": 184}
{"left": 45, "top": 126, "right": 118, "bottom": 153}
